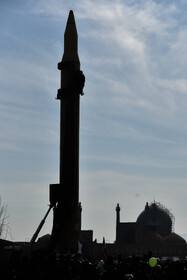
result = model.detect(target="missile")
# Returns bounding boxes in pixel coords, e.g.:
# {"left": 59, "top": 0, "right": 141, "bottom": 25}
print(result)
{"left": 57, "top": 10, "right": 84, "bottom": 99}
{"left": 51, "top": 10, "right": 85, "bottom": 254}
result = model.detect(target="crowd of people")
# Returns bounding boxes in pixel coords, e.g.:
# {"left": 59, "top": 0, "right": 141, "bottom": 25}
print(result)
{"left": 0, "top": 247, "right": 187, "bottom": 279}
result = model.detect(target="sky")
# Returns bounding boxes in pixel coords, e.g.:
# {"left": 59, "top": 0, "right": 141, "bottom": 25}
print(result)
{"left": 0, "top": 0, "right": 187, "bottom": 243}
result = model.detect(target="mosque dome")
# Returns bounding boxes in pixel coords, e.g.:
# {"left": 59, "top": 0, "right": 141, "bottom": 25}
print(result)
{"left": 136, "top": 202, "right": 173, "bottom": 237}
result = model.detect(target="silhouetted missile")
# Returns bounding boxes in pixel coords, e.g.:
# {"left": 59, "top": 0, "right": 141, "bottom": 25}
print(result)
{"left": 61, "top": 10, "right": 80, "bottom": 64}
{"left": 51, "top": 10, "right": 85, "bottom": 253}
{"left": 57, "top": 11, "right": 84, "bottom": 99}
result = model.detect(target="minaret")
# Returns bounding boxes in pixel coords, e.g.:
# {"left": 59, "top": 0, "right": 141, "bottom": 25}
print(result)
{"left": 116, "top": 203, "right": 120, "bottom": 243}
{"left": 51, "top": 10, "right": 85, "bottom": 253}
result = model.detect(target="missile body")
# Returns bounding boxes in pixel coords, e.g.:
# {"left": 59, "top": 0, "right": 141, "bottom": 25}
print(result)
{"left": 51, "top": 11, "right": 85, "bottom": 253}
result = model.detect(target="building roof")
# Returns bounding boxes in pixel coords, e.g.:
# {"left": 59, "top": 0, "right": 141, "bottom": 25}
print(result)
{"left": 163, "top": 233, "right": 186, "bottom": 245}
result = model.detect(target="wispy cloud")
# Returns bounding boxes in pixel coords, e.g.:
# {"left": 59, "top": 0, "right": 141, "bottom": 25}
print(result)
{"left": 73, "top": 1, "right": 187, "bottom": 133}
{"left": 81, "top": 152, "right": 187, "bottom": 170}
{"left": 1, "top": 0, "right": 187, "bottom": 241}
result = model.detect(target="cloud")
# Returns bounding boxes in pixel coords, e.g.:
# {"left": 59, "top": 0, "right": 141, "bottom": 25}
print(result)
{"left": 22, "top": 0, "right": 186, "bottom": 128}
{"left": 1, "top": 0, "right": 187, "bottom": 241}
{"left": 81, "top": 152, "right": 186, "bottom": 170}
{"left": 71, "top": 1, "right": 187, "bottom": 134}
{"left": 158, "top": 78, "right": 187, "bottom": 95}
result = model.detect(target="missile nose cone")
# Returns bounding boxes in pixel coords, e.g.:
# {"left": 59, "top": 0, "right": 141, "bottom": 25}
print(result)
{"left": 62, "top": 10, "right": 80, "bottom": 64}
{"left": 67, "top": 10, "right": 75, "bottom": 24}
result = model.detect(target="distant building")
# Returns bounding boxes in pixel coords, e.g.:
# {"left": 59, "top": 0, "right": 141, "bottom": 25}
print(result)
{"left": 80, "top": 201, "right": 187, "bottom": 258}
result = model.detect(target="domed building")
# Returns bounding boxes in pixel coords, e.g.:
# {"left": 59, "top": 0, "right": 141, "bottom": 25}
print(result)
{"left": 114, "top": 201, "right": 187, "bottom": 257}
{"left": 79, "top": 201, "right": 187, "bottom": 258}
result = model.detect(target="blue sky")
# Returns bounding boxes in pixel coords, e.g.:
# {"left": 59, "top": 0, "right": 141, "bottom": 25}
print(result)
{"left": 0, "top": 0, "right": 187, "bottom": 243}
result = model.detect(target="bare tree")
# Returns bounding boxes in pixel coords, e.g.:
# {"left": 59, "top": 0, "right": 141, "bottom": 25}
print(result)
{"left": 0, "top": 197, "right": 9, "bottom": 239}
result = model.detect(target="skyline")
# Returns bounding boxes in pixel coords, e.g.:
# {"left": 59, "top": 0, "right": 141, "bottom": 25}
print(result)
{"left": 0, "top": 0, "right": 187, "bottom": 243}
